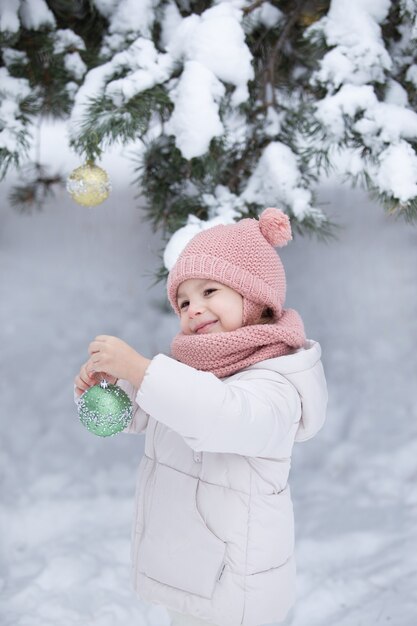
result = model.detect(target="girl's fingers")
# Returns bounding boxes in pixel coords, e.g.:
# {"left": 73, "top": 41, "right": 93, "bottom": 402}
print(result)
{"left": 79, "top": 369, "right": 95, "bottom": 385}
{"left": 75, "top": 373, "right": 90, "bottom": 387}
{"left": 75, "top": 379, "right": 96, "bottom": 395}
{"left": 94, "top": 371, "right": 113, "bottom": 384}
{"left": 86, "top": 363, "right": 97, "bottom": 375}
{"left": 88, "top": 339, "right": 107, "bottom": 355}
{"left": 75, "top": 365, "right": 97, "bottom": 390}
{"left": 74, "top": 381, "right": 88, "bottom": 394}
{"left": 74, "top": 360, "right": 101, "bottom": 398}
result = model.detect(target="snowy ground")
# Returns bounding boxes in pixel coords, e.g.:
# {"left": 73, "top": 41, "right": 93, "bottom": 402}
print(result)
{"left": 1, "top": 124, "right": 416, "bottom": 626}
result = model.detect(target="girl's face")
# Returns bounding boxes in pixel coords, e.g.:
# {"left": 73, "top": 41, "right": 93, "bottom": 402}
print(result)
{"left": 177, "top": 279, "right": 244, "bottom": 335}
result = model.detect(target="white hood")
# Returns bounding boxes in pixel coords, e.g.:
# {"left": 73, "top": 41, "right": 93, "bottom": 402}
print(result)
{"left": 247, "top": 340, "right": 328, "bottom": 442}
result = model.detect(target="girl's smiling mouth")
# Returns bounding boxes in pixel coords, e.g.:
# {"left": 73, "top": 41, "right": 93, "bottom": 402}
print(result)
{"left": 194, "top": 320, "right": 218, "bottom": 334}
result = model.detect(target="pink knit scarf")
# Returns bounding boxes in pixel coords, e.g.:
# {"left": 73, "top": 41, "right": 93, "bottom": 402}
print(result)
{"left": 171, "top": 309, "right": 306, "bottom": 378}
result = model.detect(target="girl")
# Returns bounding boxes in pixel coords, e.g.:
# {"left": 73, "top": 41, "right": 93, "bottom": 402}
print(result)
{"left": 74, "top": 208, "right": 328, "bottom": 626}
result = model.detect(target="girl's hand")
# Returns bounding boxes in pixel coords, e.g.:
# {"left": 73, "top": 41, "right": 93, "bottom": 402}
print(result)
{"left": 74, "top": 361, "right": 117, "bottom": 397}
{"left": 86, "top": 335, "right": 150, "bottom": 388}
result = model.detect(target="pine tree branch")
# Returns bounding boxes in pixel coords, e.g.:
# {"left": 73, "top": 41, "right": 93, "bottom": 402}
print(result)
{"left": 243, "top": 0, "right": 266, "bottom": 15}
{"left": 266, "top": 0, "right": 311, "bottom": 104}
{"left": 8, "top": 162, "right": 65, "bottom": 212}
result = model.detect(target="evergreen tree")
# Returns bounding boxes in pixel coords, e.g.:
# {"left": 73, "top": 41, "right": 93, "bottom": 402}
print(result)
{"left": 1, "top": 1, "right": 417, "bottom": 269}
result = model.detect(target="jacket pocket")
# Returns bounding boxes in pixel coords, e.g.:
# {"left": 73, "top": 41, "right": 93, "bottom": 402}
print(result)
{"left": 246, "top": 485, "right": 295, "bottom": 575}
{"left": 138, "top": 463, "right": 226, "bottom": 599}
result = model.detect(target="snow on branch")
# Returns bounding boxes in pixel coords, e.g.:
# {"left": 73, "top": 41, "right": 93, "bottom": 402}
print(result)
{"left": 310, "top": 0, "right": 392, "bottom": 90}
{"left": 375, "top": 141, "right": 417, "bottom": 202}
{"left": 163, "top": 3, "right": 253, "bottom": 157}
{"left": 68, "top": 38, "right": 173, "bottom": 145}
{"left": 243, "top": 142, "right": 316, "bottom": 221}
{"left": 165, "top": 61, "right": 225, "bottom": 159}
{"left": 311, "top": 0, "right": 417, "bottom": 206}
{"left": 0, "top": 0, "right": 55, "bottom": 33}
{"left": 94, "top": 0, "right": 157, "bottom": 37}
{"left": 0, "top": 66, "right": 32, "bottom": 177}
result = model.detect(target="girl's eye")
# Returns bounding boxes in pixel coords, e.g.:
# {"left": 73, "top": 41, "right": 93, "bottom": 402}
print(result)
{"left": 179, "top": 301, "right": 189, "bottom": 310}
{"left": 204, "top": 288, "right": 217, "bottom": 296}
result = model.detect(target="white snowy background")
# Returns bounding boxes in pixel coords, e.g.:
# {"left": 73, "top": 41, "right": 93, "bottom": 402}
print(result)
{"left": 1, "top": 121, "right": 417, "bottom": 626}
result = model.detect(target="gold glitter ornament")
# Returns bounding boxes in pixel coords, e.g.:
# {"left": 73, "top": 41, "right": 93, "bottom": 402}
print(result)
{"left": 66, "top": 161, "right": 111, "bottom": 207}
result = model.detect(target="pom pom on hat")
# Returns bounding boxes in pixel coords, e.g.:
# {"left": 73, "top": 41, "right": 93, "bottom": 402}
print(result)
{"left": 259, "top": 207, "right": 292, "bottom": 247}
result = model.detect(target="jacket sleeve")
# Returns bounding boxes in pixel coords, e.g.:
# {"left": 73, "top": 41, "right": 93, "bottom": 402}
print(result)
{"left": 136, "top": 354, "right": 301, "bottom": 456}
{"left": 117, "top": 379, "right": 150, "bottom": 434}
{"left": 73, "top": 381, "right": 149, "bottom": 435}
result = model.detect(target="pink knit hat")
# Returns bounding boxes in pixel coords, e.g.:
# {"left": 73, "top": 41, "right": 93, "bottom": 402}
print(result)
{"left": 167, "top": 208, "right": 293, "bottom": 324}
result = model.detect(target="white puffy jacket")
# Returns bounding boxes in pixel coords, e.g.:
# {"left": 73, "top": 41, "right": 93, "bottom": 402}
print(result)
{"left": 112, "top": 340, "right": 326, "bottom": 626}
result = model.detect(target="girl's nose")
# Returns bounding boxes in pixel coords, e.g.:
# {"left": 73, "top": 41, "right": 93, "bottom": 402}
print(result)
{"left": 188, "top": 301, "right": 204, "bottom": 318}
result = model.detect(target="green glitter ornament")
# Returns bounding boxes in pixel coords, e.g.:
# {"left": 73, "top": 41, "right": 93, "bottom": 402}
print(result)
{"left": 77, "top": 380, "right": 133, "bottom": 437}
